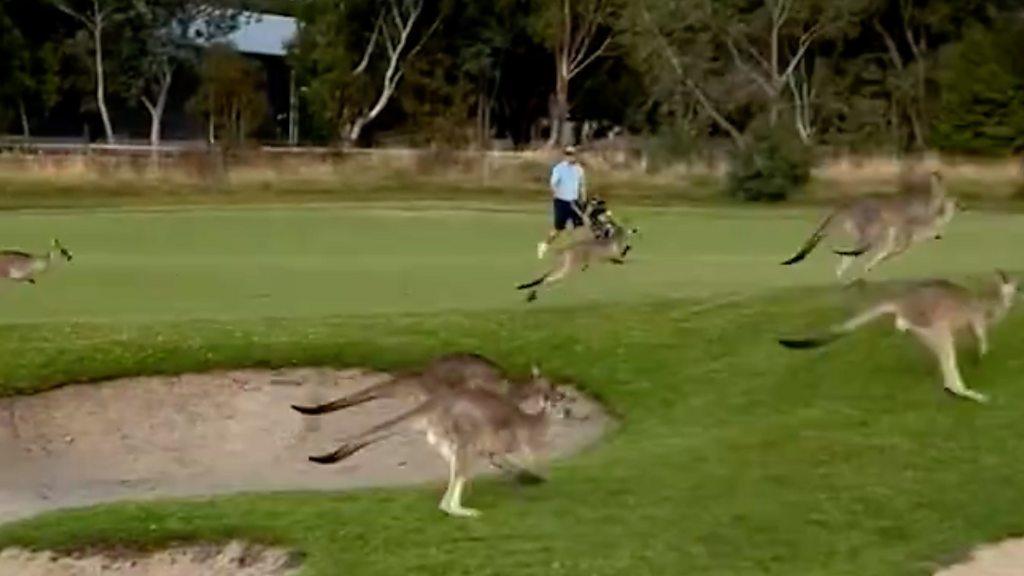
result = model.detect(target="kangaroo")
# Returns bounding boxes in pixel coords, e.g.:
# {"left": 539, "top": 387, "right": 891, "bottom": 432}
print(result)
{"left": 290, "top": 352, "right": 546, "bottom": 415}
{"left": 782, "top": 171, "right": 957, "bottom": 279}
{"left": 517, "top": 222, "right": 638, "bottom": 303}
{"left": 306, "top": 367, "right": 572, "bottom": 517}
{"left": 779, "top": 270, "right": 1019, "bottom": 403}
{"left": 0, "top": 238, "right": 73, "bottom": 284}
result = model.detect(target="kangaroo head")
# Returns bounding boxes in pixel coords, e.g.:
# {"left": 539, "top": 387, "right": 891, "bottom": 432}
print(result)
{"left": 524, "top": 365, "right": 574, "bottom": 418}
{"left": 51, "top": 238, "right": 72, "bottom": 262}
{"left": 995, "top": 269, "right": 1019, "bottom": 307}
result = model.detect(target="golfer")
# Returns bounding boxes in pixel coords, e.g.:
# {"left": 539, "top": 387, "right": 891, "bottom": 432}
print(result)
{"left": 538, "top": 146, "right": 586, "bottom": 259}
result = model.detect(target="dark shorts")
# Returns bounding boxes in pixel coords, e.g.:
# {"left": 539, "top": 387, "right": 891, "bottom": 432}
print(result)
{"left": 553, "top": 198, "right": 584, "bottom": 231}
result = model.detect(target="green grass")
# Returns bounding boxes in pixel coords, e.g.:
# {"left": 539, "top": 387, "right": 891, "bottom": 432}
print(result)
{"left": 0, "top": 202, "right": 1023, "bottom": 575}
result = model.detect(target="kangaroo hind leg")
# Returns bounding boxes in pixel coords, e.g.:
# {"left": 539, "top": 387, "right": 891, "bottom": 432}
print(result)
{"left": 918, "top": 328, "right": 988, "bottom": 403}
{"left": 527, "top": 255, "right": 574, "bottom": 302}
{"left": 439, "top": 444, "right": 480, "bottom": 518}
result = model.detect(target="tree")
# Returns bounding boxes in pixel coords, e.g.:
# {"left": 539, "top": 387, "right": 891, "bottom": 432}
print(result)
{"left": 440, "top": 0, "right": 524, "bottom": 148}
{"left": 49, "top": 0, "right": 130, "bottom": 143}
{"left": 530, "top": 0, "right": 617, "bottom": 147}
{"left": 127, "top": 0, "right": 243, "bottom": 147}
{"left": 932, "top": 21, "right": 1024, "bottom": 155}
{"left": 625, "top": 0, "right": 747, "bottom": 148}
{"left": 707, "top": 0, "right": 868, "bottom": 144}
{"left": 292, "top": 0, "right": 440, "bottom": 144}
{"left": 0, "top": 1, "right": 63, "bottom": 137}
{"left": 190, "top": 44, "right": 269, "bottom": 145}
{"left": 868, "top": 0, "right": 1020, "bottom": 149}
{"left": 0, "top": 7, "right": 32, "bottom": 134}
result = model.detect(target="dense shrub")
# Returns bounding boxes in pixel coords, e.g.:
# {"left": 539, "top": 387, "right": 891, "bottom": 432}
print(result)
{"left": 642, "top": 121, "right": 701, "bottom": 173}
{"left": 726, "top": 127, "right": 812, "bottom": 202}
{"left": 932, "top": 22, "right": 1024, "bottom": 155}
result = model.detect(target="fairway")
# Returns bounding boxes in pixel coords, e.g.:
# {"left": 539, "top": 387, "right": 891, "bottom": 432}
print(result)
{"left": 0, "top": 202, "right": 1018, "bottom": 321}
{"left": 1, "top": 202, "right": 1023, "bottom": 575}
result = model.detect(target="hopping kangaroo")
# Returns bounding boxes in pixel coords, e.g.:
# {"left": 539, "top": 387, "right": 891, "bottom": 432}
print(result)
{"left": 517, "top": 223, "right": 638, "bottom": 303}
{"left": 782, "top": 171, "right": 958, "bottom": 279}
{"left": 306, "top": 367, "right": 570, "bottom": 517}
{"left": 0, "top": 238, "right": 73, "bottom": 284}
{"left": 291, "top": 353, "right": 547, "bottom": 415}
{"left": 779, "top": 270, "right": 1019, "bottom": 403}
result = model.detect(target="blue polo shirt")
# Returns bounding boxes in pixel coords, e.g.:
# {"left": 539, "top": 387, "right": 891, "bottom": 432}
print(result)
{"left": 550, "top": 160, "right": 584, "bottom": 202}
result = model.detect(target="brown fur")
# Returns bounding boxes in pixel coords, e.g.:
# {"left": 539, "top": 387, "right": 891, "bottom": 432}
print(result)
{"left": 518, "top": 224, "right": 637, "bottom": 302}
{"left": 290, "top": 353, "right": 545, "bottom": 415}
{"left": 782, "top": 171, "right": 957, "bottom": 279}
{"left": 0, "top": 239, "right": 72, "bottom": 284}
{"left": 307, "top": 370, "right": 571, "bottom": 517}
{"left": 780, "top": 270, "right": 1019, "bottom": 403}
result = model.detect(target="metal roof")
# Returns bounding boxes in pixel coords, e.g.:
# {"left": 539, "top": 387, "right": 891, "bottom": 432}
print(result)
{"left": 192, "top": 12, "right": 297, "bottom": 57}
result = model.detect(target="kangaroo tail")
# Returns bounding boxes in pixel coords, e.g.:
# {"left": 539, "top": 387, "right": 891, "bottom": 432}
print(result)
{"left": 292, "top": 394, "right": 376, "bottom": 415}
{"left": 517, "top": 272, "right": 550, "bottom": 290}
{"left": 781, "top": 212, "right": 835, "bottom": 265}
{"left": 291, "top": 378, "right": 402, "bottom": 415}
{"left": 778, "top": 333, "right": 842, "bottom": 349}
{"left": 309, "top": 434, "right": 393, "bottom": 464}
{"left": 306, "top": 399, "right": 434, "bottom": 465}
{"left": 778, "top": 302, "right": 896, "bottom": 351}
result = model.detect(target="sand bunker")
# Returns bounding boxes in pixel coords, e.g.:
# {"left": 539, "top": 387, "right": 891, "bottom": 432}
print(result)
{"left": 0, "top": 367, "right": 608, "bottom": 524}
{"left": 934, "top": 539, "right": 1024, "bottom": 576}
{"left": 0, "top": 541, "right": 299, "bottom": 576}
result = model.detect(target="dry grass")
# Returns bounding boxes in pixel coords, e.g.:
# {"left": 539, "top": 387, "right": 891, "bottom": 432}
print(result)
{"left": 0, "top": 148, "right": 1019, "bottom": 206}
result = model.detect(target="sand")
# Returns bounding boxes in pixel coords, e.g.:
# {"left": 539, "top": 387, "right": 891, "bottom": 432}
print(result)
{"left": 933, "top": 539, "right": 1024, "bottom": 576}
{"left": 0, "top": 367, "right": 609, "bottom": 524}
{"left": 0, "top": 541, "right": 300, "bottom": 576}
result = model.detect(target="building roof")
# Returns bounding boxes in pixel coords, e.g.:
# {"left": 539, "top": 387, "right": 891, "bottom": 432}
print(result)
{"left": 193, "top": 12, "right": 298, "bottom": 57}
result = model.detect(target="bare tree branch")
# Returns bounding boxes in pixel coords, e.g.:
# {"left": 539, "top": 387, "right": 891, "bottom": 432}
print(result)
{"left": 638, "top": 3, "right": 745, "bottom": 148}
{"left": 778, "top": 22, "right": 824, "bottom": 85}
{"left": 568, "top": 34, "right": 610, "bottom": 79}
{"left": 724, "top": 37, "right": 774, "bottom": 96}
{"left": 353, "top": 12, "right": 383, "bottom": 75}
{"left": 389, "top": 0, "right": 405, "bottom": 31}
{"left": 50, "top": 0, "right": 94, "bottom": 30}
{"left": 873, "top": 18, "right": 904, "bottom": 70}
{"left": 380, "top": 15, "right": 397, "bottom": 57}
{"left": 347, "top": 0, "right": 431, "bottom": 142}
{"left": 406, "top": 14, "right": 441, "bottom": 61}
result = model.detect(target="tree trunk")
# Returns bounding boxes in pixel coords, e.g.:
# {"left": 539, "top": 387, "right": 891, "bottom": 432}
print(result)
{"left": 910, "top": 62, "right": 927, "bottom": 149}
{"left": 908, "top": 105, "right": 925, "bottom": 150}
{"left": 18, "top": 99, "right": 30, "bottom": 138}
{"left": 93, "top": 24, "right": 115, "bottom": 143}
{"left": 547, "top": 73, "right": 569, "bottom": 148}
{"left": 348, "top": 117, "right": 365, "bottom": 145}
{"left": 143, "top": 67, "right": 173, "bottom": 149}
{"left": 483, "top": 95, "right": 491, "bottom": 150}
{"left": 476, "top": 92, "right": 485, "bottom": 149}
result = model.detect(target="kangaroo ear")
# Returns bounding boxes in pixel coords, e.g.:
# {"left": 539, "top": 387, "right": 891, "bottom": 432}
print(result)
{"left": 996, "top": 269, "right": 1010, "bottom": 284}
{"left": 531, "top": 364, "right": 541, "bottom": 378}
